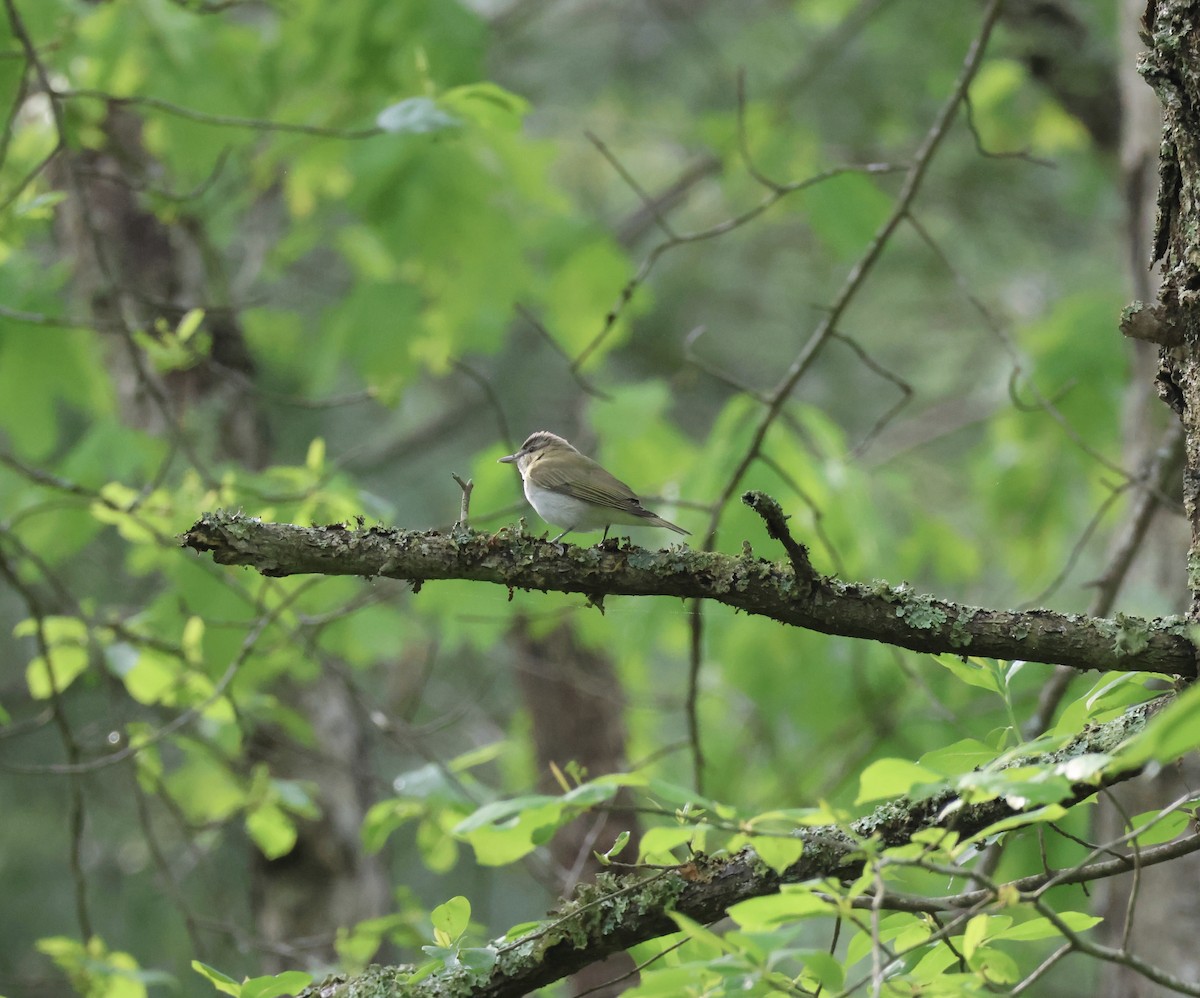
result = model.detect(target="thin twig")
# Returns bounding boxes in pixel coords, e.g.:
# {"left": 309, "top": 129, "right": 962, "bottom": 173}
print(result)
{"left": 451, "top": 359, "right": 515, "bottom": 449}
{"left": 571, "top": 127, "right": 901, "bottom": 373}
{"left": 1029, "top": 422, "right": 1184, "bottom": 733}
{"left": 682, "top": 326, "right": 769, "bottom": 402}
{"left": 703, "top": 0, "right": 1006, "bottom": 551}
{"left": 687, "top": 600, "right": 706, "bottom": 794}
{"left": 514, "top": 303, "right": 612, "bottom": 400}
{"left": 452, "top": 474, "right": 474, "bottom": 528}
{"left": 56, "top": 87, "right": 381, "bottom": 139}
{"left": 829, "top": 330, "right": 914, "bottom": 458}
{"left": 586, "top": 130, "right": 679, "bottom": 240}
{"left": 961, "top": 90, "right": 1056, "bottom": 168}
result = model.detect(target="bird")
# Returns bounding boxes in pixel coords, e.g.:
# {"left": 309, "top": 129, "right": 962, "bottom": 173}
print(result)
{"left": 498, "top": 430, "right": 690, "bottom": 544}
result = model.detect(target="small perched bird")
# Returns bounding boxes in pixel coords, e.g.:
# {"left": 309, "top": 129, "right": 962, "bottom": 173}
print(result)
{"left": 499, "top": 430, "right": 690, "bottom": 544}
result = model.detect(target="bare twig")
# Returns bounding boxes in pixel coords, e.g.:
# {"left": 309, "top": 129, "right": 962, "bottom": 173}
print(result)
{"left": 514, "top": 303, "right": 613, "bottom": 401}
{"left": 829, "top": 330, "right": 915, "bottom": 458}
{"left": 56, "top": 87, "right": 380, "bottom": 139}
{"left": 1030, "top": 422, "right": 1185, "bottom": 733}
{"left": 687, "top": 599, "right": 705, "bottom": 794}
{"left": 452, "top": 474, "right": 474, "bottom": 528}
{"left": 570, "top": 128, "right": 901, "bottom": 373}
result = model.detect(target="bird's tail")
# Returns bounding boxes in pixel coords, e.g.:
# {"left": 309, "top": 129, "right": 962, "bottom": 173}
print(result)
{"left": 647, "top": 514, "right": 690, "bottom": 536}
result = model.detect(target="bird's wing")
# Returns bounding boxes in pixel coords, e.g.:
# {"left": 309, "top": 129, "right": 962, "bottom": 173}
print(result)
{"left": 527, "top": 455, "right": 658, "bottom": 516}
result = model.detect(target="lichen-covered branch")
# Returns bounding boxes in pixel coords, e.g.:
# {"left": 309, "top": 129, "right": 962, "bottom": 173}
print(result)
{"left": 303, "top": 696, "right": 1165, "bottom": 998}
{"left": 180, "top": 504, "right": 1197, "bottom": 676}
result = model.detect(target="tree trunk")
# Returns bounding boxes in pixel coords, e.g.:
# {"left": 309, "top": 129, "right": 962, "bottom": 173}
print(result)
{"left": 1096, "top": 3, "right": 1200, "bottom": 994}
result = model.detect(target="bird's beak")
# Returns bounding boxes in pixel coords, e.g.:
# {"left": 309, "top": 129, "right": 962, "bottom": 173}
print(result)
{"left": 498, "top": 452, "right": 518, "bottom": 464}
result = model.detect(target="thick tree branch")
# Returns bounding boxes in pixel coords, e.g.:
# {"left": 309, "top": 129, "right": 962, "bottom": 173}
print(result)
{"left": 180, "top": 505, "right": 1197, "bottom": 676}
{"left": 303, "top": 696, "right": 1165, "bottom": 998}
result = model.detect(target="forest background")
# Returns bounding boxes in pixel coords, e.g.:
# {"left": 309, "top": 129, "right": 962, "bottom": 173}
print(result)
{"left": 3, "top": 1, "right": 1198, "bottom": 997}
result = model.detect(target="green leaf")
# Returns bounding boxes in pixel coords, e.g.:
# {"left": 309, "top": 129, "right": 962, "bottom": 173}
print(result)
{"left": 420, "top": 943, "right": 457, "bottom": 964}
{"left": 451, "top": 782, "right": 623, "bottom": 866}
{"left": 241, "top": 971, "right": 314, "bottom": 998}
{"left": 728, "top": 886, "right": 835, "bottom": 930}
{"left": 181, "top": 615, "right": 205, "bottom": 666}
{"left": 448, "top": 740, "right": 509, "bottom": 773}
{"left": 638, "top": 824, "right": 700, "bottom": 861}
{"left": 417, "top": 813, "right": 460, "bottom": 873}
{"left": 453, "top": 794, "right": 557, "bottom": 834}
{"left": 1127, "top": 808, "right": 1191, "bottom": 846}
{"left": 846, "top": 913, "right": 929, "bottom": 967}
{"left": 918, "top": 738, "right": 998, "bottom": 776}
{"left": 37, "top": 935, "right": 156, "bottom": 997}
{"left": 626, "top": 965, "right": 722, "bottom": 995}
{"left": 970, "top": 945, "right": 1020, "bottom": 984}
{"left": 930, "top": 654, "right": 1004, "bottom": 693}
{"left": 747, "top": 834, "right": 804, "bottom": 875}
{"left": 26, "top": 646, "right": 89, "bottom": 699}
{"left": 561, "top": 779, "right": 624, "bottom": 807}
{"left": 964, "top": 803, "right": 1068, "bottom": 843}
{"left": 1054, "top": 673, "right": 1159, "bottom": 734}
{"left": 305, "top": 437, "right": 325, "bottom": 474}
{"left": 1120, "top": 682, "right": 1200, "bottom": 767}
{"left": 335, "top": 912, "right": 419, "bottom": 971}
{"left": 597, "top": 829, "right": 631, "bottom": 864}
{"left": 245, "top": 803, "right": 298, "bottom": 859}
{"left": 796, "top": 950, "right": 844, "bottom": 991}
{"left": 430, "top": 895, "right": 471, "bottom": 945}
{"left": 953, "top": 764, "right": 1071, "bottom": 808}
{"left": 441, "top": 82, "right": 529, "bottom": 129}
{"left": 666, "top": 911, "right": 736, "bottom": 959}
{"left": 995, "top": 912, "right": 1101, "bottom": 942}
{"left": 14, "top": 614, "right": 87, "bottom": 643}
{"left": 961, "top": 913, "right": 993, "bottom": 959}
{"left": 458, "top": 945, "right": 498, "bottom": 975}
{"left": 191, "top": 960, "right": 242, "bottom": 996}
{"left": 801, "top": 171, "right": 892, "bottom": 259}
{"left": 855, "top": 758, "right": 945, "bottom": 804}
{"left": 18, "top": 614, "right": 91, "bottom": 698}
{"left": 176, "top": 307, "right": 206, "bottom": 343}
{"left": 0, "top": 326, "right": 112, "bottom": 459}
{"left": 113, "top": 647, "right": 179, "bottom": 705}
{"left": 361, "top": 798, "right": 425, "bottom": 854}
{"left": 544, "top": 237, "right": 641, "bottom": 362}
{"left": 455, "top": 798, "right": 564, "bottom": 865}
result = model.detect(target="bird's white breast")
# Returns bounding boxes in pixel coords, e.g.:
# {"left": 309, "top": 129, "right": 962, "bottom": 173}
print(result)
{"left": 523, "top": 480, "right": 611, "bottom": 531}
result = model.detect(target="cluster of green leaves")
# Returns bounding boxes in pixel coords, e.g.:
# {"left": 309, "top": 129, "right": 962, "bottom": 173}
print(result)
{"left": 341, "top": 669, "right": 1196, "bottom": 996}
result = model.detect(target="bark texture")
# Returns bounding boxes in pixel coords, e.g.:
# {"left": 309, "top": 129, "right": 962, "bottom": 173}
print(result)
{"left": 1096, "top": 3, "right": 1200, "bottom": 994}
{"left": 181, "top": 507, "right": 1198, "bottom": 677}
